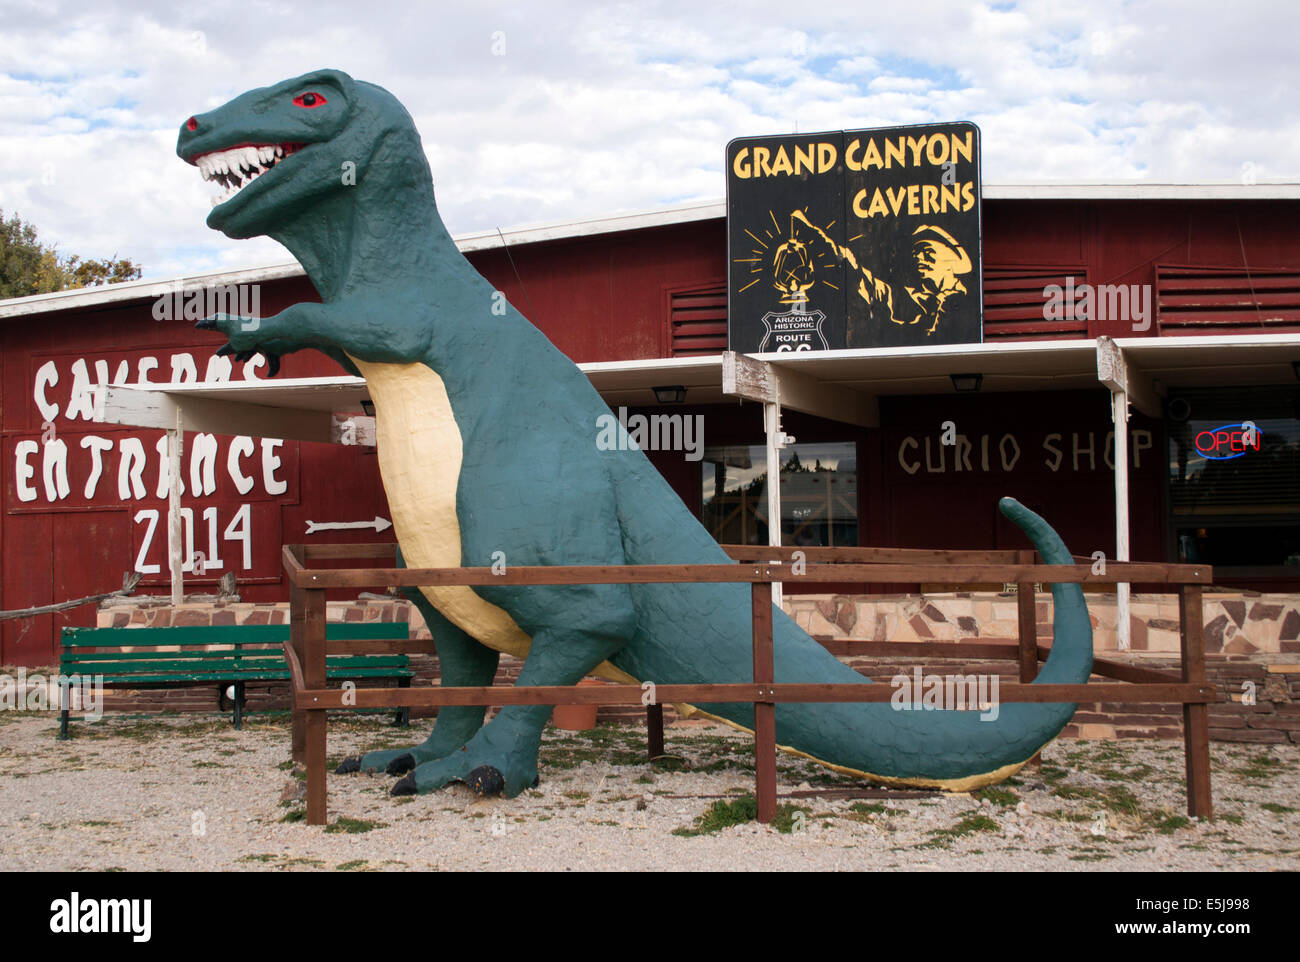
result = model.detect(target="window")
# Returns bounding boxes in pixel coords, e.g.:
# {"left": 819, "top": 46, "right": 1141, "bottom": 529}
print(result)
{"left": 1167, "top": 388, "right": 1300, "bottom": 570}
{"left": 700, "top": 442, "right": 857, "bottom": 546}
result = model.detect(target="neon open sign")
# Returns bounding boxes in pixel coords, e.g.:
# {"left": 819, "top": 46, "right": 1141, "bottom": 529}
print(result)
{"left": 1194, "top": 422, "right": 1262, "bottom": 460}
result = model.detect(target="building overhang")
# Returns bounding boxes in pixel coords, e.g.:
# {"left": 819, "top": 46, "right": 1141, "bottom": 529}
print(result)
{"left": 94, "top": 333, "right": 1300, "bottom": 443}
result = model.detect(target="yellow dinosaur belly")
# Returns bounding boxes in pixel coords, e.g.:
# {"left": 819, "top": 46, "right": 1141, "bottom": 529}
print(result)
{"left": 347, "top": 355, "right": 533, "bottom": 659}
{"left": 347, "top": 355, "right": 633, "bottom": 682}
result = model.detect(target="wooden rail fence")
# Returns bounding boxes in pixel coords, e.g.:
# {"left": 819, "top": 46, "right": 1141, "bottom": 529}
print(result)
{"left": 281, "top": 543, "right": 1216, "bottom": 827}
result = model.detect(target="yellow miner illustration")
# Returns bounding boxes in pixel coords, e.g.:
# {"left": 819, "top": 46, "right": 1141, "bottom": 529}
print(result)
{"left": 785, "top": 209, "right": 972, "bottom": 337}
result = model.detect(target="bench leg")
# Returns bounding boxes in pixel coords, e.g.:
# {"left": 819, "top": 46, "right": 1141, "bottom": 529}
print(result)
{"left": 59, "top": 706, "right": 70, "bottom": 740}
{"left": 233, "top": 682, "right": 245, "bottom": 730}
{"left": 395, "top": 677, "right": 411, "bottom": 727}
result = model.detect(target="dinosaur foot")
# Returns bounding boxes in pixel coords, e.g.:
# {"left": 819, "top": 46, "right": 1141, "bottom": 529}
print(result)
{"left": 335, "top": 746, "right": 429, "bottom": 776}
{"left": 386, "top": 753, "right": 416, "bottom": 776}
{"left": 389, "top": 766, "right": 522, "bottom": 797}
{"left": 388, "top": 734, "right": 540, "bottom": 798}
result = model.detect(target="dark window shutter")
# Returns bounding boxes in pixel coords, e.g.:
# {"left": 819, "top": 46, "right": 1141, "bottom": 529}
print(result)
{"left": 982, "top": 265, "right": 1090, "bottom": 340}
{"left": 666, "top": 283, "right": 728, "bottom": 356}
{"left": 1156, "top": 265, "right": 1300, "bottom": 334}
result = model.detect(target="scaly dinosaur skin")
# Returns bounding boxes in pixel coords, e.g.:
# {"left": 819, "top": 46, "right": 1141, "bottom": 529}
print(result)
{"left": 177, "top": 69, "right": 1093, "bottom": 799}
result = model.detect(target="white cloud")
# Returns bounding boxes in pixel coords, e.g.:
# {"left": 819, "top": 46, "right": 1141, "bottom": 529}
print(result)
{"left": 0, "top": 0, "right": 1296, "bottom": 280}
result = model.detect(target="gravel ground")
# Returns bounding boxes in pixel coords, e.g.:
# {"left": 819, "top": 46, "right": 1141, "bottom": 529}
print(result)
{"left": 0, "top": 710, "right": 1296, "bottom": 871}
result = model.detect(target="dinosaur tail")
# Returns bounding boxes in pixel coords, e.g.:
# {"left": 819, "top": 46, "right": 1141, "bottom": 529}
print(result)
{"left": 611, "top": 479, "right": 1093, "bottom": 789}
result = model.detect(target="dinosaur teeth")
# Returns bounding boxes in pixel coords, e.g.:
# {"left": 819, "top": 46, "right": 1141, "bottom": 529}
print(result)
{"left": 192, "top": 142, "right": 303, "bottom": 207}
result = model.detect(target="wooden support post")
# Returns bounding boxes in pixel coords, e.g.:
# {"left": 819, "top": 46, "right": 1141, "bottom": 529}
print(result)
{"left": 1017, "top": 551, "right": 1041, "bottom": 767}
{"left": 646, "top": 703, "right": 664, "bottom": 760}
{"left": 763, "top": 403, "right": 784, "bottom": 609}
{"left": 752, "top": 579, "right": 777, "bottom": 824}
{"left": 167, "top": 408, "right": 184, "bottom": 607}
{"left": 1179, "top": 584, "right": 1213, "bottom": 818}
{"left": 304, "top": 585, "right": 328, "bottom": 826}
{"left": 288, "top": 548, "right": 307, "bottom": 765}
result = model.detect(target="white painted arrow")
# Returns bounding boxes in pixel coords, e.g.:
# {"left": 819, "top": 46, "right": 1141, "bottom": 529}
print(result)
{"left": 305, "top": 517, "right": 392, "bottom": 535}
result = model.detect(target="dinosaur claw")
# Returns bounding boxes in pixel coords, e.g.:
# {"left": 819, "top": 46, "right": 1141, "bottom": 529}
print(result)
{"left": 335, "top": 755, "right": 362, "bottom": 775}
{"left": 234, "top": 351, "right": 255, "bottom": 363}
{"left": 467, "top": 765, "right": 506, "bottom": 797}
{"left": 391, "top": 774, "right": 418, "bottom": 796}
{"left": 215, "top": 343, "right": 235, "bottom": 357}
{"left": 385, "top": 753, "right": 416, "bottom": 776}
{"left": 266, "top": 353, "right": 281, "bottom": 377}
{"left": 196, "top": 317, "right": 218, "bottom": 330}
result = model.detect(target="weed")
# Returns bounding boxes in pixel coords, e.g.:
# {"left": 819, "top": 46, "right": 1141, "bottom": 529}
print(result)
{"left": 844, "top": 802, "right": 906, "bottom": 821}
{"left": 1233, "top": 754, "right": 1284, "bottom": 780}
{"left": 973, "top": 786, "right": 1018, "bottom": 808}
{"left": 671, "top": 795, "right": 810, "bottom": 836}
{"left": 1152, "top": 814, "right": 1191, "bottom": 834}
{"left": 920, "top": 813, "right": 1000, "bottom": 848}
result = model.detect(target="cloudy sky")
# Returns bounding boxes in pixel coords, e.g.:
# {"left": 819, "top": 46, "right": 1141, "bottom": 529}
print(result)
{"left": 1, "top": 0, "right": 1297, "bottom": 281}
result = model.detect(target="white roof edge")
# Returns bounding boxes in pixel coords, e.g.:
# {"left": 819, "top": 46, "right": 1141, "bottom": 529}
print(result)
{"left": 579, "top": 355, "right": 724, "bottom": 374}
{"left": 454, "top": 200, "right": 727, "bottom": 252}
{"left": 0, "top": 262, "right": 307, "bottom": 318}
{"left": 106, "top": 375, "right": 368, "bottom": 393}
{"left": 983, "top": 181, "right": 1300, "bottom": 200}
{"left": 6, "top": 182, "right": 1300, "bottom": 318}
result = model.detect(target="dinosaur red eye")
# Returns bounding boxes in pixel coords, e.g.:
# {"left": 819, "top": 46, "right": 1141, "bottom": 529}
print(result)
{"left": 293, "top": 92, "right": 327, "bottom": 108}
{"left": 186, "top": 117, "right": 197, "bottom": 130}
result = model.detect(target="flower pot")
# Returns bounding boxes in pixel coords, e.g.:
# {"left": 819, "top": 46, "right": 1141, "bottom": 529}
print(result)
{"left": 551, "top": 678, "right": 604, "bottom": 730}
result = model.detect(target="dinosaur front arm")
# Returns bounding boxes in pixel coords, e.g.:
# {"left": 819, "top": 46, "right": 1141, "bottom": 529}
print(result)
{"left": 198, "top": 297, "right": 431, "bottom": 374}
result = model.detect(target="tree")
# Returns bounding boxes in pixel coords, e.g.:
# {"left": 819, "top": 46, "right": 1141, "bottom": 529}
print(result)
{"left": 0, "top": 209, "right": 141, "bottom": 299}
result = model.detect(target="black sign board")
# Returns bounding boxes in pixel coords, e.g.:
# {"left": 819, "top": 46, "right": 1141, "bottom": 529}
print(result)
{"left": 727, "top": 122, "right": 982, "bottom": 352}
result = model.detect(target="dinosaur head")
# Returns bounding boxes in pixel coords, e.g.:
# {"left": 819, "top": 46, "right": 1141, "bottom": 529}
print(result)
{"left": 177, "top": 68, "right": 429, "bottom": 247}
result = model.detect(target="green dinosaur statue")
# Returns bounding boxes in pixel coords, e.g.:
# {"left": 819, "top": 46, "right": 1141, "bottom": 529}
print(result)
{"left": 178, "top": 69, "right": 1092, "bottom": 799}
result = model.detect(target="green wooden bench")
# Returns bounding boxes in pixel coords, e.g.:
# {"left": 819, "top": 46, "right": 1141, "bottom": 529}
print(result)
{"left": 58, "top": 622, "right": 413, "bottom": 737}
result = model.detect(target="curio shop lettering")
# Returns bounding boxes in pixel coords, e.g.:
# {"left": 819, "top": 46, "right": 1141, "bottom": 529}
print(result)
{"left": 897, "top": 429, "right": 1154, "bottom": 475}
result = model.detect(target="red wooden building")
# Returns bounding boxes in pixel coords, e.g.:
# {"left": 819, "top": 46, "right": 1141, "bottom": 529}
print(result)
{"left": 3, "top": 184, "right": 1300, "bottom": 667}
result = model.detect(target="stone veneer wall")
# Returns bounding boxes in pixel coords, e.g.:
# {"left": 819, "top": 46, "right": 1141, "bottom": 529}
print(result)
{"left": 58, "top": 590, "right": 1300, "bottom": 743}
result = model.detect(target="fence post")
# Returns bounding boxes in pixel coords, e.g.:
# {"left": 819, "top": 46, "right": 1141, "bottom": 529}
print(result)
{"left": 303, "top": 586, "right": 328, "bottom": 826}
{"left": 646, "top": 703, "right": 665, "bottom": 760}
{"left": 1179, "top": 583, "right": 1213, "bottom": 818}
{"left": 288, "top": 547, "right": 306, "bottom": 764}
{"left": 1016, "top": 550, "right": 1038, "bottom": 681}
{"left": 752, "top": 577, "right": 776, "bottom": 824}
{"left": 1016, "top": 550, "right": 1041, "bottom": 767}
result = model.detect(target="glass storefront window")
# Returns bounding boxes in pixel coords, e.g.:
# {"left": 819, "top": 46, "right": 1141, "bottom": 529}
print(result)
{"left": 700, "top": 442, "right": 857, "bottom": 546}
{"left": 1167, "top": 388, "right": 1300, "bottom": 569}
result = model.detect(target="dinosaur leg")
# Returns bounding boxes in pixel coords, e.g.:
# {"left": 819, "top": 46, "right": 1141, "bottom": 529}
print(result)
{"left": 391, "top": 620, "right": 629, "bottom": 799}
{"left": 336, "top": 592, "right": 499, "bottom": 776}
